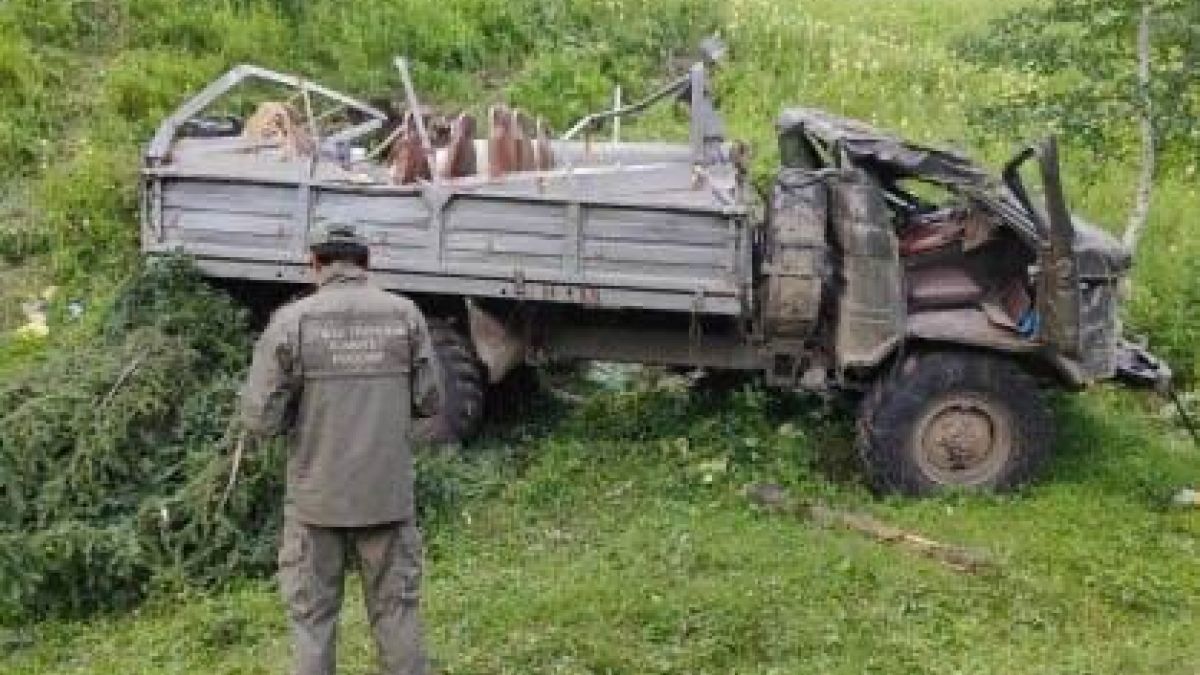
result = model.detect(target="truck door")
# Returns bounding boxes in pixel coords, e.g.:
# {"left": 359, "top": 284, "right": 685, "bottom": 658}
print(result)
{"left": 1002, "top": 138, "right": 1082, "bottom": 359}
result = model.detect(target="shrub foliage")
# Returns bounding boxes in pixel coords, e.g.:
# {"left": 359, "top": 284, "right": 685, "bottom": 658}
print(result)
{"left": 0, "top": 259, "right": 275, "bottom": 622}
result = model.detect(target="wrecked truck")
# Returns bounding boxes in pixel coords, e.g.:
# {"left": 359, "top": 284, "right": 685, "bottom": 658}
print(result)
{"left": 138, "top": 47, "right": 1168, "bottom": 495}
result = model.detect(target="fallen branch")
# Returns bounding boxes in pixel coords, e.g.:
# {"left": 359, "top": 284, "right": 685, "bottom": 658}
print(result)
{"left": 217, "top": 429, "right": 247, "bottom": 513}
{"left": 99, "top": 355, "right": 145, "bottom": 408}
{"left": 745, "top": 483, "right": 993, "bottom": 574}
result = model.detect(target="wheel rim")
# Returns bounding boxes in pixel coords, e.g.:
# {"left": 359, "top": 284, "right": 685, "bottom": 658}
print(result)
{"left": 912, "top": 393, "right": 1013, "bottom": 487}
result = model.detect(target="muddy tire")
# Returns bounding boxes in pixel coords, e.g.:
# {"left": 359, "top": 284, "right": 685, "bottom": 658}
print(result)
{"left": 857, "top": 350, "right": 1053, "bottom": 495}
{"left": 416, "top": 320, "right": 485, "bottom": 445}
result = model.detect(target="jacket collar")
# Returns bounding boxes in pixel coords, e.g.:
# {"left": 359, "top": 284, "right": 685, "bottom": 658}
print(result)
{"left": 315, "top": 260, "right": 369, "bottom": 287}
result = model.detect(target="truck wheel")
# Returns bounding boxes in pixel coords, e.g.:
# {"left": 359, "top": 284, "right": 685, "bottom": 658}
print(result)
{"left": 485, "top": 364, "right": 542, "bottom": 422}
{"left": 416, "top": 320, "right": 485, "bottom": 445}
{"left": 857, "top": 350, "right": 1053, "bottom": 495}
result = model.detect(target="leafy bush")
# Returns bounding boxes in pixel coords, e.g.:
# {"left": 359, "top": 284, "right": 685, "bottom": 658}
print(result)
{"left": 0, "top": 522, "right": 146, "bottom": 624}
{"left": 0, "top": 259, "right": 257, "bottom": 621}
{"left": 0, "top": 259, "right": 511, "bottom": 623}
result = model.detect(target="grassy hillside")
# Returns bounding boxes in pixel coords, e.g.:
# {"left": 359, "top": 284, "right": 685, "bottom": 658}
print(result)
{"left": 2, "top": 0, "right": 1199, "bottom": 673}
{"left": 7, "top": 384, "right": 1200, "bottom": 674}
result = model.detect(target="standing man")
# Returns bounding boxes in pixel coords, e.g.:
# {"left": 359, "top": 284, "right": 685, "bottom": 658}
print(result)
{"left": 240, "top": 222, "right": 441, "bottom": 675}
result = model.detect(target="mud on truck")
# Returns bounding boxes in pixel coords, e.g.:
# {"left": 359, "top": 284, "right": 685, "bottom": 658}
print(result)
{"left": 139, "top": 44, "right": 1169, "bottom": 495}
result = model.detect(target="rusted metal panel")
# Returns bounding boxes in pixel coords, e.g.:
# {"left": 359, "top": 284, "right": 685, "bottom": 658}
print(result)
{"left": 830, "top": 170, "right": 905, "bottom": 369}
{"left": 1034, "top": 139, "right": 1082, "bottom": 360}
{"left": 762, "top": 169, "right": 829, "bottom": 338}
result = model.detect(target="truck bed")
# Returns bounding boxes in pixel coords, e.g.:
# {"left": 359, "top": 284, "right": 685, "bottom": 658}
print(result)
{"left": 141, "top": 141, "right": 752, "bottom": 316}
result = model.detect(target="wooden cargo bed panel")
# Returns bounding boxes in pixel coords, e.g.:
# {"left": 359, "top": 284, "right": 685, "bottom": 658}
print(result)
{"left": 155, "top": 179, "right": 296, "bottom": 260}
{"left": 161, "top": 179, "right": 296, "bottom": 217}
{"left": 315, "top": 191, "right": 432, "bottom": 267}
{"left": 144, "top": 171, "right": 749, "bottom": 316}
{"left": 581, "top": 207, "right": 734, "bottom": 284}
{"left": 587, "top": 218, "right": 732, "bottom": 247}
{"left": 445, "top": 232, "right": 566, "bottom": 256}
{"left": 585, "top": 241, "right": 729, "bottom": 267}
{"left": 315, "top": 191, "right": 429, "bottom": 227}
{"left": 445, "top": 199, "right": 567, "bottom": 235}
{"left": 442, "top": 198, "right": 567, "bottom": 274}
{"left": 163, "top": 210, "right": 292, "bottom": 236}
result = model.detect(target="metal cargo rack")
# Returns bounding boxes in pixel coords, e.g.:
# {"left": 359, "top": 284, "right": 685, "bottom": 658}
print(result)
{"left": 141, "top": 56, "right": 753, "bottom": 317}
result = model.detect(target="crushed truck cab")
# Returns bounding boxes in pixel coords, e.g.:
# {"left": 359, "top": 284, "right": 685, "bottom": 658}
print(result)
{"left": 771, "top": 108, "right": 1138, "bottom": 389}
{"left": 140, "top": 45, "right": 1168, "bottom": 494}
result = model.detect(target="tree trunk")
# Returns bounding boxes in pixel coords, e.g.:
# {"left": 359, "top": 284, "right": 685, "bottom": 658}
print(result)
{"left": 1124, "top": 2, "right": 1155, "bottom": 255}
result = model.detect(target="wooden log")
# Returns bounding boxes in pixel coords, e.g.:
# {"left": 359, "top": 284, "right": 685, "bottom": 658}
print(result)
{"left": 745, "top": 483, "right": 993, "bottom": 574}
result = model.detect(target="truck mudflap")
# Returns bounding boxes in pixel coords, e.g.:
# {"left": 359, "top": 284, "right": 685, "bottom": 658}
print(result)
{"left": 1114, "top": 339, "right": 1172, "bottom": 391}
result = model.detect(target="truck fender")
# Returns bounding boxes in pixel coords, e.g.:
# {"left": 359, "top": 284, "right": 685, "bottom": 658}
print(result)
{"left": 883, "top": 335, "right": 1083, "bottom": 391}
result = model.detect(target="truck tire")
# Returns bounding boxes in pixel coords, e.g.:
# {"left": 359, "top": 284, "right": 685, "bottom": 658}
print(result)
{"left": 485, "top": 364, "right": 542, "bottom": 422}
{"left": 416, "top": 320, "right": 485, "bottom": 445}
{"left": 856, "top": 350, "right": 1053, "bottom": 495}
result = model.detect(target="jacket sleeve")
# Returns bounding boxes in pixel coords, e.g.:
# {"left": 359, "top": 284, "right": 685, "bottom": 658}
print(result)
{"left": 240, "top": 309, "right": 301, "bottom": 437}
{"left": 409, "top": 310, "right": 442, "bottom": 419}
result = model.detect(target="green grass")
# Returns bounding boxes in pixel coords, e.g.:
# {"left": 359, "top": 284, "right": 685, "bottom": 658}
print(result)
{"left": 5, "top": 384, "right": 1199, "bottom": 675}
{"left": 1, "top": 0, "right": 1199, "bottom": 672}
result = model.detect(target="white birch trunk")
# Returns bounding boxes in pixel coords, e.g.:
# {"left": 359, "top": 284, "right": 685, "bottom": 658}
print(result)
{"left": 1124, "top": 3, "right": 1155, "bottom": 254}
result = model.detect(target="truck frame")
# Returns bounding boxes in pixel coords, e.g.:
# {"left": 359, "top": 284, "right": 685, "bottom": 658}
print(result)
{"left": 140, "top": 47, "right": 1168, "bottom": 494}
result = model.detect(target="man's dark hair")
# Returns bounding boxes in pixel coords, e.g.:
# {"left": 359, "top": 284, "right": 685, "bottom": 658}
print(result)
{"left": 312, "top": 243, "right": 369, "bottom": 268}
